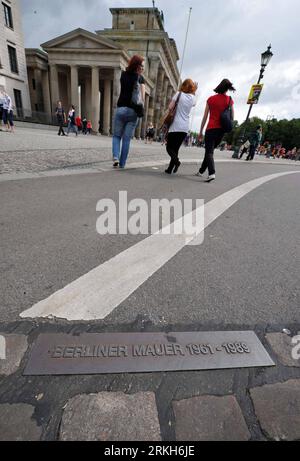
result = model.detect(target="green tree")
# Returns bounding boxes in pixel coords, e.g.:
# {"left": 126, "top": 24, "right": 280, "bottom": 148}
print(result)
{"left": 226, "top": 116, "right": 300, "bottom": 150}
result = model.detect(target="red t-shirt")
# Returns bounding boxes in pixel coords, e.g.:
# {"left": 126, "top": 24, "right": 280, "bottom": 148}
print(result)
{"left": 206, "top": 94, "right": 234, "bottom": 130}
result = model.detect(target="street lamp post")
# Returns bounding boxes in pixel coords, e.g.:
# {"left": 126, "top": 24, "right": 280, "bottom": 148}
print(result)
{"left": 239, "top": 44, "right": 273, "bottom": 144}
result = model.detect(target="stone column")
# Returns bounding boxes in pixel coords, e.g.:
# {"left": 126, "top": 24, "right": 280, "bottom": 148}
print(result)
{"left": 67, "top": 71, "right": 71, "bottom": 108}
{"left": 49, "top": 64, "right": 59, "bottom": 113}
{"left": 103, "top": 79, "right": 112, "bottom": 135}
{"left": 91, "top": 66, "right": 100, "bottom": 134}
{"left": 41, "top": 69, "right": 52, "bottom": 123}
{"left": 112, "top": 68, "right": 122, "bottom": 113}
{"left": 70, "top": 65, "right": 79, "bottom": 111}
{"left": 33, "top": 68, "right": 43, "bottom": 112}
{"left": 167, "top": 85, "right": 174, "bottom": 108}
{"left": 141, "top": 93, "right": 150, "bottom": 139}
{"left": 81, "top": 80, "right": 86, "bottom": 120}
{"left": 154, "top": 67, "right": 165, "bottom": 134}
{"left": 147, "top": 58, "right": 160, "bottom": 125}
{"left": 85, "top": 76, "right": 91, "bottom": 120}
{"left": 161, "top": 78, "right": 169, "bottom": 113}
{"left": 135, "top": 119, "right": 142, "bottom": 139}
{"left": 111, "top": 68, "right": 122, "bottom": 133}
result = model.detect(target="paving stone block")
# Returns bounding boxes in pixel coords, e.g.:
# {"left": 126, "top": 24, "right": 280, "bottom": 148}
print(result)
{"left": 173, "top": 395, "right": 250, "bottom": 441}
{"left": 0, "top": 404, "right": 42, "bottom": 441}
{"left": 59, "top": 392, "right": 161, "bottom": 441}
{"left": 250, "top": 380, "right": 300, "bottom": 441}
{"left": 0, "top": 334, "right": 28, "bottom": 376}
{"left": 266, "top": 333, "right": 300, "bottom": 367}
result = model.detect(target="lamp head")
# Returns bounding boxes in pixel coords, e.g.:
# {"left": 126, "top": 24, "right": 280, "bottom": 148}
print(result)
{"left": 261, "top": 44, "right": 273, "bottom": 68}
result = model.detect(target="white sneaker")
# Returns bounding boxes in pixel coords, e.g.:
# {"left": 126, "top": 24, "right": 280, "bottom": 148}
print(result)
{"left": 195, "top": 172, "right": 203, "bottom": 177}
{"left": 206, "top": 174, "right": 216, "bottom": 183}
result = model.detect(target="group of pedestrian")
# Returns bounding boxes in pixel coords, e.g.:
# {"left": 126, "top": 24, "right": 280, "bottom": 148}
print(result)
{"left": 0, "top": 87, "right": 14, "bottom": 133}
{"left": 257, "top": 143, "right": 300, "bottom": 160}
{"left": 111, "top": 54, "right": 236, "bottom": 182}
{"left": 55, "top": 101, "right": 92, "bottom": 136}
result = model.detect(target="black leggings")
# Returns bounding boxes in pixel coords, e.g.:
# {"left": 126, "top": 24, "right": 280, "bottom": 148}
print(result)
{"left": 58, "top": 119, "right": 65, "bottom": 135}
{"left": 166, "top": 132, "right": 187, "bottom": 170}
{"left": 200, "top": 128, "right": 224, "bottom": 176}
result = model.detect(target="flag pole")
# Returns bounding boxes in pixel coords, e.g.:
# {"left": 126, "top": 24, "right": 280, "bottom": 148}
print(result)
{"left": 179, "top": 8, "right": 195, "bottom": 131}
{"left": 179, "top": 7, "right": 192, "bottom": 83}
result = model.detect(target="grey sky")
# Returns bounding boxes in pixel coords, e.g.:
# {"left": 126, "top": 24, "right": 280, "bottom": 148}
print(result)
{"left": 20, "top": 0, "right": 300, "bottom": 129}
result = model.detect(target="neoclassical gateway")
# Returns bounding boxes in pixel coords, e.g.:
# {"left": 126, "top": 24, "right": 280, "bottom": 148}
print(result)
{"left": 25, "top": 7, "right": 180, "bottom": 137}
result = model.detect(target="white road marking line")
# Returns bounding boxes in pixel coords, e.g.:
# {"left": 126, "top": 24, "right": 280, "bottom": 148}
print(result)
{"left": 0, "top": 335, "right": 6, "bottom": 360}
{"left": 20, "top": 171, "right": 300, "bottom": 321}
{"left": 1, "top": 158, "right": 299, "bottom": 183}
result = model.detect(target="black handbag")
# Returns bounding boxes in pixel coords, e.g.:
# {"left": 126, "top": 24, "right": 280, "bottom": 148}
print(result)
{"left": 131, "top": 75, "right": 145, "bottom": 118}
{"left": 131, "top": 103, "right": 144, "bottom": 118}
{"left": 220, "top": 96, "right": 233, "bottom": 132}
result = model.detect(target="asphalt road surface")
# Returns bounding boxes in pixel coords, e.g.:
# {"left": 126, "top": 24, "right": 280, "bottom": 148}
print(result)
{"left": 1, "top": 128, "right": 299, "bottom": 330}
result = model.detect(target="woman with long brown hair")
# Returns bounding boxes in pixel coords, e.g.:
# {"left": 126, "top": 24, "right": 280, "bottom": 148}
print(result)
{"left": 165, "top": 79, "right": 197, "bottom": 174}
{"left": 112, "top": 55, "right": 145, "bottom": 169}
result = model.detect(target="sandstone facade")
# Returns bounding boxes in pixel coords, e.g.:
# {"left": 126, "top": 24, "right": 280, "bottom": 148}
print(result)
{"left": 25, "top": 7, "right": 180, "bottom": 136}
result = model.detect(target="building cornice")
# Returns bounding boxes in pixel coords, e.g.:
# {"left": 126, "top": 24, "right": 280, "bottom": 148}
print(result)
{"left": 43, "top": 48, "right": 130, "bottom": 59}
{"left": 25, "top": 48, "right": 48, "bottom": 61}
{"left": 97, "top": 30, "right": 179, "bottom": 84}
{"left": 169, "top": 39, "right": 180, "bottom": 61}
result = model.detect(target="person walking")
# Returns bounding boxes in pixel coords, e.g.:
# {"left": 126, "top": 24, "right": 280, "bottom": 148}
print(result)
{"left": 87, "top": 120, "right": 92, "bottom": 134}
{"left": 246, "top": 125, "right": 262, "bottom": 161}
{"left": 75, "top": 115, "right": 82, "bottom": 133}
{"left": 7, "top": 94, "right": 14, "bottom": 133}
{"left": 145, "top": 123, "right": 155, "bottom": 144}
{"left": 0, "top": 87, "right": 5, "bottom": 130}
{"left": 112, "top": 55, "right": 145, "bottom": 168}
{"left": 164, "top": 79, "right": 197, "bottom": 174}
{"left": 196, "top": 79, "right": 235, "bottom": 182}
{"left": 55, "top": 101, "right": 66, "bottom": 136}
{"left": 66, "top": 105, "right": 78, "bottom": 136}
{"left": 82, "top": 116, "right": 87, "bottom": 135}
{"left": 1, "top": 90, "right": 14, "bottom": 133}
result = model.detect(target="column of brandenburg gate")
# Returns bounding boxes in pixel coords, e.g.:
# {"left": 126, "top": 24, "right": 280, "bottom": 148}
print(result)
{"left": 25, "top": 7, "right": 180, "bottom": 138}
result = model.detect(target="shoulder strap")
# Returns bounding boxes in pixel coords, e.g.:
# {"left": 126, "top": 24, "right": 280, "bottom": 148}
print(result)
{"left": 175, "top": 91, "right": 181, "bottom": 106}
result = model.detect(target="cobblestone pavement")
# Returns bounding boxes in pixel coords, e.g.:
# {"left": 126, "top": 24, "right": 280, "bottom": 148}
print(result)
{"left": 0, "top": 326, "right": 300, "bottom": 441}
{"left": 0, "top": 127, "right": 166, "bottom": 175}
{"left": 1, "top": 127, "right": 299, "bottom": 177}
